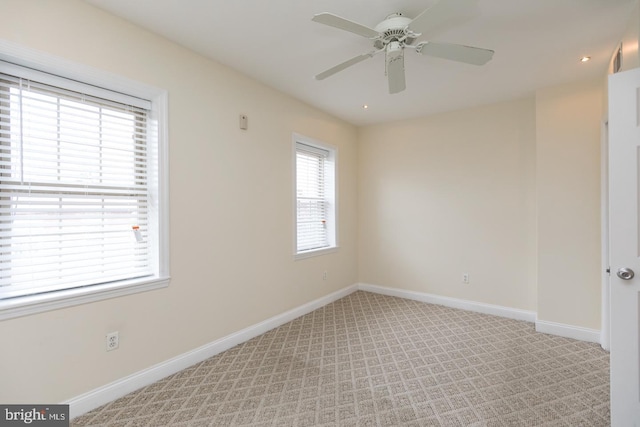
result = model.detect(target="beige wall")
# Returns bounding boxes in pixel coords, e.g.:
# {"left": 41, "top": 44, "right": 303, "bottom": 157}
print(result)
{"left": 0, "top": 0, "right": 358, "bottom": 403}
{"left": 535, "top": 80, "right": 603, "bottom": 329}
{"left": 358, "top": 81, "right": 605, "bottom": 330}
{"left": 358, "top": 98, "right": 537, "bottom": 311}
{"left": 355, "top": 5, "right": 635, "bottom": 335}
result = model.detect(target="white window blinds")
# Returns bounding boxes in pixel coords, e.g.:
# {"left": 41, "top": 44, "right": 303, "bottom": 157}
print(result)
{"left": 296, "top": 142, "right": 330, "bottom": 252}
{"left": 0, "top": 70, "right": 153, "bottom": 300}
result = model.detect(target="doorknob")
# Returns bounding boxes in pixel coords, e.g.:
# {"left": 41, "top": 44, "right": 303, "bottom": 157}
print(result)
{"left": 617, "top": 268, "right": 635, "bottom": 280}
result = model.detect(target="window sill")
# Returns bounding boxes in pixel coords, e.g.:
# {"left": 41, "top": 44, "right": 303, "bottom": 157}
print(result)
{"left": 294, "top": 246, "right": 339, "bottom": 260}
{"left": 0, "top": 276, "right": 170, "bottom": 321}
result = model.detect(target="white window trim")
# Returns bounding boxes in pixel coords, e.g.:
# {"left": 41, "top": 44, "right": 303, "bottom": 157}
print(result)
{"left": 295, "top": 246, "right": 339, "bottom": 260}
{"left": 292, "top": 133, "right": 338, "bottom": 260}
{"left": 0, "top": 40, "right": 170, "bottom": 321}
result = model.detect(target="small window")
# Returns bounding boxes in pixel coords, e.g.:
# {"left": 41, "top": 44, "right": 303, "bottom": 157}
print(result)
{"left": 0, "top": 54, "right": 169, "bottom": 319}
{"left": 294, "top": 135, "right": 337, "bottom": 258}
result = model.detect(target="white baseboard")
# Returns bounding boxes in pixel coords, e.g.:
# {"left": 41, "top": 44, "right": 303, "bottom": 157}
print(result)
{"left": 357, "top": 283, "right": 537, "bottom": 322}
{"left": 535, "top": 319, "right": 601, "bottom": 344}
{"left": 358, "top": 282, "right": 602, "bottom": 344}
{"left": 66, "top": 284, "right": 359, "bottom": 419}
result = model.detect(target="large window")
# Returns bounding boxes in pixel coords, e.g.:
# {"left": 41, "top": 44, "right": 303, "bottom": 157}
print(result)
{"left": 294, "top": 135, "right": 336, "bottom": 258}
{"left": 0, "top": 51, "right": 168, "bottom": 320}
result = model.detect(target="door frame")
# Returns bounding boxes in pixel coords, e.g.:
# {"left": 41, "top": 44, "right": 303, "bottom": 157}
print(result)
{"left": 601, "top": 119, "right": 610, "bottom": 351}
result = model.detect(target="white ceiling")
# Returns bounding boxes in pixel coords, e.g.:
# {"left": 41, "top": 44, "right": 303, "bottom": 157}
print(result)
{"left": 84, "top": 0, "right": 636, "bottom": 126}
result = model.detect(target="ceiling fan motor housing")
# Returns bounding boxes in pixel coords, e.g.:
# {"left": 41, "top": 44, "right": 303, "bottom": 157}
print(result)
{"left": 374, "top": 13, "right": 416, "bottom": 47}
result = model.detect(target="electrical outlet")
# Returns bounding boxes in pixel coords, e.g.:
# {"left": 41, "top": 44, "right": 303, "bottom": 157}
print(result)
{"left": 323, "top": 271, "right": 327, "bottom": 281}
{"left": 462, "top": 273, "right": 470, "bottom": 284}
{"left": 106, "top": 331, "right": 119, "bottom": 351}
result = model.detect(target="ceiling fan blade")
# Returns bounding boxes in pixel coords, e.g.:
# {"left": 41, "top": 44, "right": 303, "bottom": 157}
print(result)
{"left": 312, "top": 13, "right": 379, "bottom": 39}
{"left": 417, "top": 42, "right": 494, "bottom": 65}
{"left": 386, "top": 44, "right": 406, "bottom": 94}
{"left": 315, "top": 51, "right": 378, "bottom": 80}
{"left": 408, "top": 0, "right": 473, "bottom": 35}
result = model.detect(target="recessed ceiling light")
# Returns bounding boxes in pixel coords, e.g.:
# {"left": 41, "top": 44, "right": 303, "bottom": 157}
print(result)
{"left": 580, "top": 56, "right": 591, "bottom": 62}
{"left": 362, "top": 104, "right": 369, "bottom": 109}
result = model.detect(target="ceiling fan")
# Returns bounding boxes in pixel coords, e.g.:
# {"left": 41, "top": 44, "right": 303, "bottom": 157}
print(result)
{"left": 312, "top": 0, "right": 494, "bottom": 94}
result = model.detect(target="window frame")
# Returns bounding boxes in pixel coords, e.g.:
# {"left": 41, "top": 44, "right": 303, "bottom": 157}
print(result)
{"left": 0, "top": 40, "right": 170, "bottom": 321}
{"left": 293, "top": 133, "right": 338, "bottom": 260}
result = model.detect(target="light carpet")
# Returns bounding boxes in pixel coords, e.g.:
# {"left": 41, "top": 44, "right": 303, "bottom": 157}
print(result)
{"left": 71, "top": 291, "right": 609, "bottom": 426}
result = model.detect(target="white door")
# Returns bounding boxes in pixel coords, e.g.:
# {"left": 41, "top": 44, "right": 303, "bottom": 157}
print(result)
{"left": 609, "top": 67, "right": 640, "bottom": 425}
